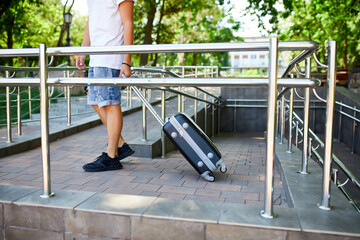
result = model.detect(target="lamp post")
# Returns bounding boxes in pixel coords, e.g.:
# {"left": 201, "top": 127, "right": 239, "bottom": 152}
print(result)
{"left": 64, "top": 11, "right": 73, "bottom": 65}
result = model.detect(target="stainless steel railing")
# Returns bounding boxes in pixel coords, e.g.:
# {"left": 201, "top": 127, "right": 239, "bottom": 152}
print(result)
{"left": 0, "top": 39, "right": 328, "bottom": 219}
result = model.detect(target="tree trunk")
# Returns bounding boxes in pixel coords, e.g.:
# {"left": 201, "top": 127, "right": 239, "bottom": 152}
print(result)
{"left": 192, "top": 53, "right": 198, "bottom": 66}
{"left": 6, "top": 16, "right": 14, "bottom": 66}
{"left": 153, "top": 0, "right": 166, "bottom": 66}
{"left": 140, "top": 0, "right": 157, "bottom": 66}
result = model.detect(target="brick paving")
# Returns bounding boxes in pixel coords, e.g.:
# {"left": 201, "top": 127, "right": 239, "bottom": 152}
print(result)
{"left": 0, "top": 102, "right": 286, "bottom": 206}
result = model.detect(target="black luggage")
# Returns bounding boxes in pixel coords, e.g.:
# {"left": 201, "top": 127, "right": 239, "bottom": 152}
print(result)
{"left": 131, "top": 86, "right": 227, "bottom": 182}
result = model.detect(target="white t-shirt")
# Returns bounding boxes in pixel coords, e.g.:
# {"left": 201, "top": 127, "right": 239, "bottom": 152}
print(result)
{"left": 87, "top": 0, "right": 133, "bottom": 69}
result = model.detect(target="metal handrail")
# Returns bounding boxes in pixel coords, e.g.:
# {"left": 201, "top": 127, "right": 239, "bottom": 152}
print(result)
{"left": 0, "top": 39, "right": 333, "bottom": 219}
{"left": 0, "top": 77, "right": 321, "bottom": 88}
{"left": 0, "top": 41, "right": 320, "bottom": 57}
{"left": 292, "top": 110, "right": 360, "bottom": 190}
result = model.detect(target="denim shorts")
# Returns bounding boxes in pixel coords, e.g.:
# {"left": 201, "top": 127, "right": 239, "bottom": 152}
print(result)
{"left": 87, "top": 67, "right": 122, "bottom": 108}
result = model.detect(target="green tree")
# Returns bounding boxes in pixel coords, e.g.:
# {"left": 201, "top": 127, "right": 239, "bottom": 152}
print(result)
{"left": 0, "top": 0, "right": 86, "bottom": 67}
{"left": 0, "top": 0, "right": 65, "bottom": 66}
{"left": 246, "top": 0, "right": 360, "bottom": 68}
{"left": 134, "top": 0, "right": 240, "bottom": 67}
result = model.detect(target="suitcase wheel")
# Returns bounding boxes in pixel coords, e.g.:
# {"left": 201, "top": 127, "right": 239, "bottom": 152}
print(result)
{"left": 201, "top": 171, "right": 215, "bottom": 182}
{"left": 204, "top": 175, "right": 215, "bottom": 182}
{"left": 220, "top": 166, "right": 227, "bottom": 173}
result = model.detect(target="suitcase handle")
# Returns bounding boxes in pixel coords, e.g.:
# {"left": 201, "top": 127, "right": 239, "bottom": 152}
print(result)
{"left": 122, "top": 74, "right": 165, "bottom": 126}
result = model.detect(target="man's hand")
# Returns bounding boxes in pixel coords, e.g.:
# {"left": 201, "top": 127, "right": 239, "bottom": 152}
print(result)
{"left": 76, "top": 55, "right": 86, "bottom": 70}
{"left": 120, "top": 64, "right": 131, "bottom": 78}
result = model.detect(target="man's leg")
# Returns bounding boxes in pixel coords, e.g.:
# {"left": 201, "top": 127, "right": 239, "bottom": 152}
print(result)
{"left": 92, "top": 105, "right": 126, "bottom": 148}
{"left": 102, "top": 105, "right": 122, "bottom": 158}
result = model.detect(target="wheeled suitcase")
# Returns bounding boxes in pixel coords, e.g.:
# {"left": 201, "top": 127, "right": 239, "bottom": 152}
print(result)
{"left": 131, "top": 86, "right": 227, "bottom": 182}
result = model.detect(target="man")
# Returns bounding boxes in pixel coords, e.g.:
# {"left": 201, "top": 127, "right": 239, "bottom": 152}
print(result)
{"left": 76, "top": 0, "right": 134, "bottom": 172}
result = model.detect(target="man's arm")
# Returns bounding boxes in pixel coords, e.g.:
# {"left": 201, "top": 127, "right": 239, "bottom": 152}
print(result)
{"left": 76, "top": 18, "right": 90, "bottom": 70}
{"left": 119, "top": 1, "right": 134, "bottom": 77}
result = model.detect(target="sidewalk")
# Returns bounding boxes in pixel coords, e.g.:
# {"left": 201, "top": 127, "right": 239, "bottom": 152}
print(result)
{"left": 0, "top": 99, "right": 286, "bottom": 206}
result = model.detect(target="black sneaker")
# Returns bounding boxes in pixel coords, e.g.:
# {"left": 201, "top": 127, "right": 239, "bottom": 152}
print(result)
{"left": 117, "top": 143, "right": 135, "bottom": 161}
{"left": 83, "top": 152, "right": 123, "bottom": 172}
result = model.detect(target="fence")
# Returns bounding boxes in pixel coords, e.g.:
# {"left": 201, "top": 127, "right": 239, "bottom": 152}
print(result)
{"left": 0, "top": 39, "right": 334, "bottom": 219}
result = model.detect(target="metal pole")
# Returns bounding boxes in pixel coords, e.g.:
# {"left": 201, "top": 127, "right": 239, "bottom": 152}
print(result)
{"left": 142, "top": 88, "right": 147, "bottom": 141}
{"left": 300, "top": 57, "right": 311, "bottom": 174}
{"left": 287, "top": 87, "right": 294, "bottom": 153}
{"left": 275, "top": 100, "right": 279, "bottom": 139}
{"left": 28, "top": 86, "right": 32, "bottom": 119}
{"left": 204, "top": 94, "right": 208, "bottom": 134}
{"left": 233, "top": 100, "right": 237, "bottom": 133}
{"left": 129, "top": 86, "right": 132, "bottom": 108}
{"left": 319, "top": 40, "right": 336, "bottom": 210}
{"left": 17, "top": 87, "right": 22, "bottom": 135}
{"left": 67, "top": 85, "right": 71, "bottom": 125}
{"left": 161, "top": 67, "right": 166, "bottom": 158}
{"left": 39, "top": 44, "right": 54, "bottom": 198}
{"left": 295, "top": 121, "right": 299, "bottom": 148}
{"left": 337, "top": 103, "right": 342, "bottom": 142}
{"left": 279, "top": 87, "right": 285, "bottom": 144}
{"left": 211, "top": 98, "right": 215, "bottom": 138}
{"left": 261, "top": 37, "right": 278, "bottom": 219}
{"left": 218, "top": 98, "right": 221, "bottom": 135}
{"left": 351, "top": 107, "right": 357, "bottom": 154}
{"left": 6, "top": 71, "right": 12, "bottom": 143}
{"left": 194, "top": 88, "right": 198, "bottom": 122}
{"left": 66, "top": 71, "right": 71, "bottom": 126}
{"left": 194, "top": 67, "right": 198, "bottom": 122}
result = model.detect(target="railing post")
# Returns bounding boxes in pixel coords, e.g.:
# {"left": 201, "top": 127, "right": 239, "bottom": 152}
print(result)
{"left": 17, "top": 87, "right": 22, "bottom": 135}
{"left": 295, "top": 121, "right": 299, "bottom": 148}
{"left": 5, "top": 71, "right": 12, "bottom": 143}
{"left": 337, "top": 103, "right": 342, "bottom": 142}
{"left": 211, "top": 97, "right": 215, "bottom": 138}
{"left": 28, "top": 86, "right": 32, "bottom": 119}
{"left": 287, "top": 87, "right": 294, "bottom": 153}
{"left": 279, "top": 87, "right": 285, "bottom": 144}
{"left": 66, "top": 70, "right": 71, "bottom": 126}
{"left": 142, "top": 88, "right": 147, "bottom": 141}
{"left": 204, "top": 93, "right": 208, "bottom": 134}
{"left": 217, "top": 98, "right": 221, "bottom": 135}
{"left": 300, "top": 57, "right": 311, "bottom": 174}
{"left": 319, "top": 40, "right": 336, "bottom": 210}
{"left": 194, "top": 67, "right": 198, "bottom": 122}
{"left": 181, "top": 66, "right": 185, "bottom": 112}
{"left": 261, "top": 37, "right": 278, "bottom": 219}
{"left": 161, "top": 66, "right": 166, "bottom": 158}
{"left": 351, "top": 107, "right": 357, "bottom": 154}
{"left": 233, "top": 100, "right": 237, "bottom": 132}
{"left": 39, "top": 43, "right": 54, "bottom": 198}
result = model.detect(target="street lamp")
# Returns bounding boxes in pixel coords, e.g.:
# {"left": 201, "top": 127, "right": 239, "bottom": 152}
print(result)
{"left": 64, "top": 11, "right": 73, "bottom": 65}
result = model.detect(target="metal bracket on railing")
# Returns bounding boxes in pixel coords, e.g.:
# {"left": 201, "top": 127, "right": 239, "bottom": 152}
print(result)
{"left": 8, "top": 71, "right": 16, "bottom": 78}
{"left": 49, "top": 86, "right": 55, "bottom": 97}
{"left": 9, "top": 87, "right": 17, "bottom": 95}
{"left": 312, "top": 88, "right": 327, "bottom": 103}
{"left": 294, "top": 88, "right": 305, "bottom": 100}
{"left": 338, "top": 178, "right": 349, "bottom": 188}
{"left": 48, "top": 56, "right": 54, "bottom": 66}
{"left": 295, "top": 64, "right": 306, "bottom": 76}
{"left": 313, "top": 144, "right": 320, "bottom": 151}
{"left": 313, "top": 52, "right": 328, "bottom": 68}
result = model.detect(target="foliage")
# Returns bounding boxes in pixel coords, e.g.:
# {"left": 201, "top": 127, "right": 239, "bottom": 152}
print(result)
{"left": 0, "top": 0, "right": 64, "bottom": 66}
{"left": 133, "top": 0, "right": 241, "bottom": 66}
{"left": 246, "top": 0, "right": 360, "bottom": 68}
{"left": 0, "top": 0, "right": 86, "bottom": 67}
{"left": 0, "top": 0, "right": 241, "bottom": 68}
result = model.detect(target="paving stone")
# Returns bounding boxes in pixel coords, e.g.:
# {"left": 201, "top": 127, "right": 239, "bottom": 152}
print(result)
{"left": 0, "top": 100, "right": 288, "bottom": 205}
